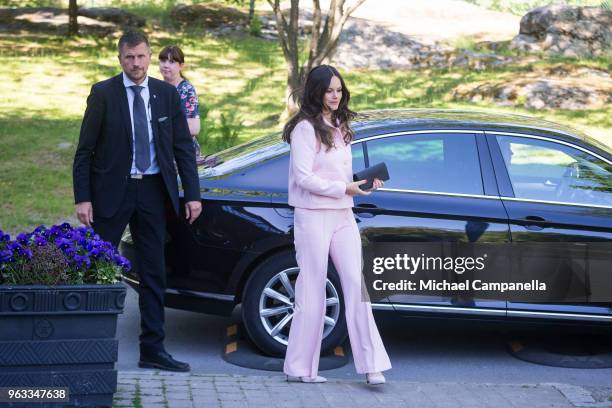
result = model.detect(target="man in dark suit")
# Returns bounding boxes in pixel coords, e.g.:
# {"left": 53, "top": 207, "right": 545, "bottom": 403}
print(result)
{"left": 73, "top": 30, "right": 202, "bottom": 372}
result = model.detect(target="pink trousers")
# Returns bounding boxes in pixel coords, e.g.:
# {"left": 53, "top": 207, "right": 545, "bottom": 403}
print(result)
{"left": 283, "top": 207, "right": 392, "bottom": 377}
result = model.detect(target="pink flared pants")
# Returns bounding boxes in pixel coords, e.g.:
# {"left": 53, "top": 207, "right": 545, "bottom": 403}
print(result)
{"left": 283, "top": 207, "right": 392, "bottom": 377}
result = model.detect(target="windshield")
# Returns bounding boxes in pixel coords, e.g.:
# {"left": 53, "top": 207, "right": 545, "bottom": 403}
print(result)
{"left": 198, "top": 132, "right": 289, "bottom": 177}
{"left": 584, "top": 135, "right": 612, "bottom": 156}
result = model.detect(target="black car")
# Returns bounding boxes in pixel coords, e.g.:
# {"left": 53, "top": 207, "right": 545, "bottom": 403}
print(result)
{"left": 120, "top": 109, "right": 612, "bottom": 356}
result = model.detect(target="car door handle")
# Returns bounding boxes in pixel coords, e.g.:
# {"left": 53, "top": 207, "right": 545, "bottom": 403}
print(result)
{"left": 355, "top": 203, "right": 378, "bottom": 219}
{"left": 522, "top": 215, "right": 547, "bottom": 231}
{"left": 356, "top": 203, "right": 378, "bottom": 209}
{"left": 524, "top": 216, "right": 546, "bottom": 222}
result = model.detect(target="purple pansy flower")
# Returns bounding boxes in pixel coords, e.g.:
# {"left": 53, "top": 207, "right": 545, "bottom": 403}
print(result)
{"left": 16, "top": 233, "right": 29, "bottom": 245}
{"left": 34, "top": 235, "right": 48, "bottom": 247}
{"left": 0, "top": 230, "right": 11, "bottom": 242}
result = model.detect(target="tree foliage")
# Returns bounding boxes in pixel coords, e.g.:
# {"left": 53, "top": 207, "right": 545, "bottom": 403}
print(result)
{"left": 266, "top": 0, "right": 366, "bottom": 113}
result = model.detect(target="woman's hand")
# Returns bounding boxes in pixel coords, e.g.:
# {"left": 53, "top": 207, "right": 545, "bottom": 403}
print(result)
{"left": 346, "top": 180, "right": 370, "bottom": 196}
{"left": 345, "top": 178, "right": 385, "bottom": 196}
{"left": 370, "top": 178, "right": 384, "bottom": 191}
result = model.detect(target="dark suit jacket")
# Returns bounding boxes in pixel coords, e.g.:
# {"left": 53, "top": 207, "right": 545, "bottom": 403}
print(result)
{"left": 73, "top": 74, "right": 200, "bottom": 218}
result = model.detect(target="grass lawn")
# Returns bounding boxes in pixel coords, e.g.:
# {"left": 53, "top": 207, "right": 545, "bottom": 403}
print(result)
{"left": 0, "top": 24, "right": 610, "bottom": 234}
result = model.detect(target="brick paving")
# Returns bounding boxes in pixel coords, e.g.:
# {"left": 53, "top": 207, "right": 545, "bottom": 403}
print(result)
{"left": 112, "top": 371, "right": 612, "bottom": 408}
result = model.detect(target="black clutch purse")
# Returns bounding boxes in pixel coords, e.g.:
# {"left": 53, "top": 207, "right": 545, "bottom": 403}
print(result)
{"left": 353, "top": 162, "right": 390, "bottom": 190}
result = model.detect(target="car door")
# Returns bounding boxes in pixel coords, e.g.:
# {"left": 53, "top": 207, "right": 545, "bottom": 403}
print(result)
{"left": 486, "top": 131, "right": 612, "bottom": 322}
{"left": 352, "top": 130, "right": 510, "bottom": 319}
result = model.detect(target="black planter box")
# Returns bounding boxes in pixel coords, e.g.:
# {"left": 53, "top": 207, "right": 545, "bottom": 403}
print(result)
{"left": 0, "top": 283, "right": 126, "bottom": 407}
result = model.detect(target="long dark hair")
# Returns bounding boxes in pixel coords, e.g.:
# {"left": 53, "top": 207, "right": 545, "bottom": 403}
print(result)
{"left": 282, "top": 65, "right": 356, "bottom": 149}
{"left": 158, "top": 45, "right": 187, "bottom": 80}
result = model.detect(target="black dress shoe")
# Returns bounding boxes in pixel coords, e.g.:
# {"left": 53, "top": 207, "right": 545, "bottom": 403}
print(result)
{"left": 139, "top": 350, "right": 190, "bottom": 372}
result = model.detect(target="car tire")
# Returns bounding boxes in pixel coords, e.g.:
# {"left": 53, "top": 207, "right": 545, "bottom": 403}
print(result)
{"left": 241, "top": 250, "right": 348, "bottom": 357}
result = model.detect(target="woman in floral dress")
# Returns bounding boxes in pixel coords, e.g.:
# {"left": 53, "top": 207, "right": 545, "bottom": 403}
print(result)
{"left": 158, "top": 45, "right": 204, "bottom": 162}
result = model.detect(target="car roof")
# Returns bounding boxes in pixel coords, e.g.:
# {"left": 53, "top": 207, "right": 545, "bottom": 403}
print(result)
{"left": 352, "top": 109, "right": 609, "bottom": 153}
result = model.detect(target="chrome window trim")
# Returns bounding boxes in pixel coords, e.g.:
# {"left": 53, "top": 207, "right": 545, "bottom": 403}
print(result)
{"left": 487, "top": 131, "right": 612, "bottom": 165}
{"left": 507, "top": 309, "right": 612, "bottom": 322}
{"left": 352, "top": 129, "right": 488, "bottom": 199}
{"left": 353, "top": 129, "right": 482, "bottom": 145}
{"left": 124, "top": 275, "right": 237, "bottom": 302}
{"left": 501, "top": 196, "right": 612, "bottom": 210}
{"left": 372, "top": 303, "right": 612, "bottom": 322}
{"left": 488, "top": 131, "right": 612, "bottom": 209}
{"left": 370, "top": 303, "right": 394, "bottom": 311}
{"left": 372, "top": 303, "right": 506, "bottom": 316}
{"left": 377, "top": 187, "right": 500, "bottom": 201}
{"left": 167, "top": 288, "right": 236, "bottom": 302}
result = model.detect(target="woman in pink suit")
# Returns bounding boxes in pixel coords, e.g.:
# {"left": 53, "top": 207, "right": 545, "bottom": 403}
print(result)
{"left": 282, "top": 65, "right": 391, "bottom": 385}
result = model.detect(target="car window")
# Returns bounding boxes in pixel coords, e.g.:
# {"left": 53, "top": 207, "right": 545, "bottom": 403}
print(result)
{"left": 496, "top": 135, "right": 612, "bottom": 207}
{"left": 364, "top": 133, "right": 484, "bottom": 195}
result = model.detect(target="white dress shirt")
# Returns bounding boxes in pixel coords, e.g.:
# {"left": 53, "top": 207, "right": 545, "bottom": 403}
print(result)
{"left": 122, "top": 72, "right": 159, "bottom": 175}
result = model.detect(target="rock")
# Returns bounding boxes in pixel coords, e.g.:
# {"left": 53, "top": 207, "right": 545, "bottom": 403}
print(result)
{"left": 170, "top": 4, "right": 247, "bottom": 29}
{"left": 563, "top": 39, "right": 591, "bottom": 57}
{"left": 590, "top": 41, "right": 604, "bottom": 56}
{"left": 547, "top": 20, "right": 577, "bottom": 35}
{"left": 475, "top": 40, "right": 511, "bottom": 52}
{"left": 579, "top": 6, "right": 612, "bottom": 25}
{"left": 541, "top": 32, "right": 560, "bottom": 50}
{"left": 0, "top": 7, "right": 116, "bottom": 36}
{"left": 572, "top": 20, "right": 599, "bottom": 40}
{"left": 451, "top": 65, "right": 612, "bottom": 110}
{"left": 78, "top": 7, "right": 145, "bottom": 27}
{"left": 457, "top": 51, "right": 509, "bottom": 70}
{"left": 260, "top": 33, "right": 278, "bottom": 41}
{"left": 522, "top": 80, "right": 608, "bottom": 110}
{"left": 519, "top": 4, "right": 579, "bottom": 38}
{"left": 330, "top": 17, "right": 513, "bottom": 70}
{"left": 257, "top": 15, "right": 312, "bottom": 39}
{"left": 510, "top": 34, "right": 542, "bottom": 52}
{"left": 512, "top": 4, "right": 611, "bottom": 57}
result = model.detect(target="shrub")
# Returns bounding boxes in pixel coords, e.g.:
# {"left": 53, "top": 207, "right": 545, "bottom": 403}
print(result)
{"left": 218, "top": 111, "right": 243, "bottom": 149}
{"left": 249, "top": 16, "right": 262, "bottom": 37}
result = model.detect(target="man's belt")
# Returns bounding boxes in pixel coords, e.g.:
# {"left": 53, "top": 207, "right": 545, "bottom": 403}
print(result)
{"left": 130, "top": 173, "right": 160, "bottom": 179}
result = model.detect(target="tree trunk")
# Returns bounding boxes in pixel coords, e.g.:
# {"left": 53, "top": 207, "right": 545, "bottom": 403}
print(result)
{"left": 284, "top": 68, "right": 304, "bottom": 119}
{"left": 248, "top": 0, "right": 256, "bottom": 23}
{"left": 268, "top": 0, "right": 366, "bottom": 117}
{"left": 68, "top": 0, "right": 78, "bottom": 36}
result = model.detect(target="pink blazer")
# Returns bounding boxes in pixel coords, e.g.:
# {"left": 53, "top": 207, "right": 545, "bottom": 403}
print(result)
{"left": 288, "top": 119, "right": 354, "bottom": 209}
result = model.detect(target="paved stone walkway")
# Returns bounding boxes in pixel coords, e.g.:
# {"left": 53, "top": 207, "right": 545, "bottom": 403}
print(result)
{"left": 113, "top": 371, "right": 612, "bottom": 408}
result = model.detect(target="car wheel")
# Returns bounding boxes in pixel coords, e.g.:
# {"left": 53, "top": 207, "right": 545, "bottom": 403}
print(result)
{"left": 241, "top": 251, "right": 348, "bottom": 357}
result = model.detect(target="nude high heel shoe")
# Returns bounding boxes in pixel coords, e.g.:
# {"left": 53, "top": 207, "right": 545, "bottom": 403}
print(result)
{"left": 366, "top": 372, "right": 386, "bottom": 385}
{"left": 286, "top": 375, "right": 327, "bottom": 383}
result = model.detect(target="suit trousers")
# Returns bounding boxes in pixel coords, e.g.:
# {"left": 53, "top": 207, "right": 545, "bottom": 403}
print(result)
{"left": 92, "top": 174, "right": 168, "bottom": 354}
{"left": 283, "top": 208, "right": 392, "bottom": 377}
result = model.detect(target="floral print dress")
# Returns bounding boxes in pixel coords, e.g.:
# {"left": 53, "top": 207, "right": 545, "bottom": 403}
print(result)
{"left": 176, "top": 79, "right": 200, "bottom": 120}
{"left": 176, "top": 79, "right": 202, "bottom": 156}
